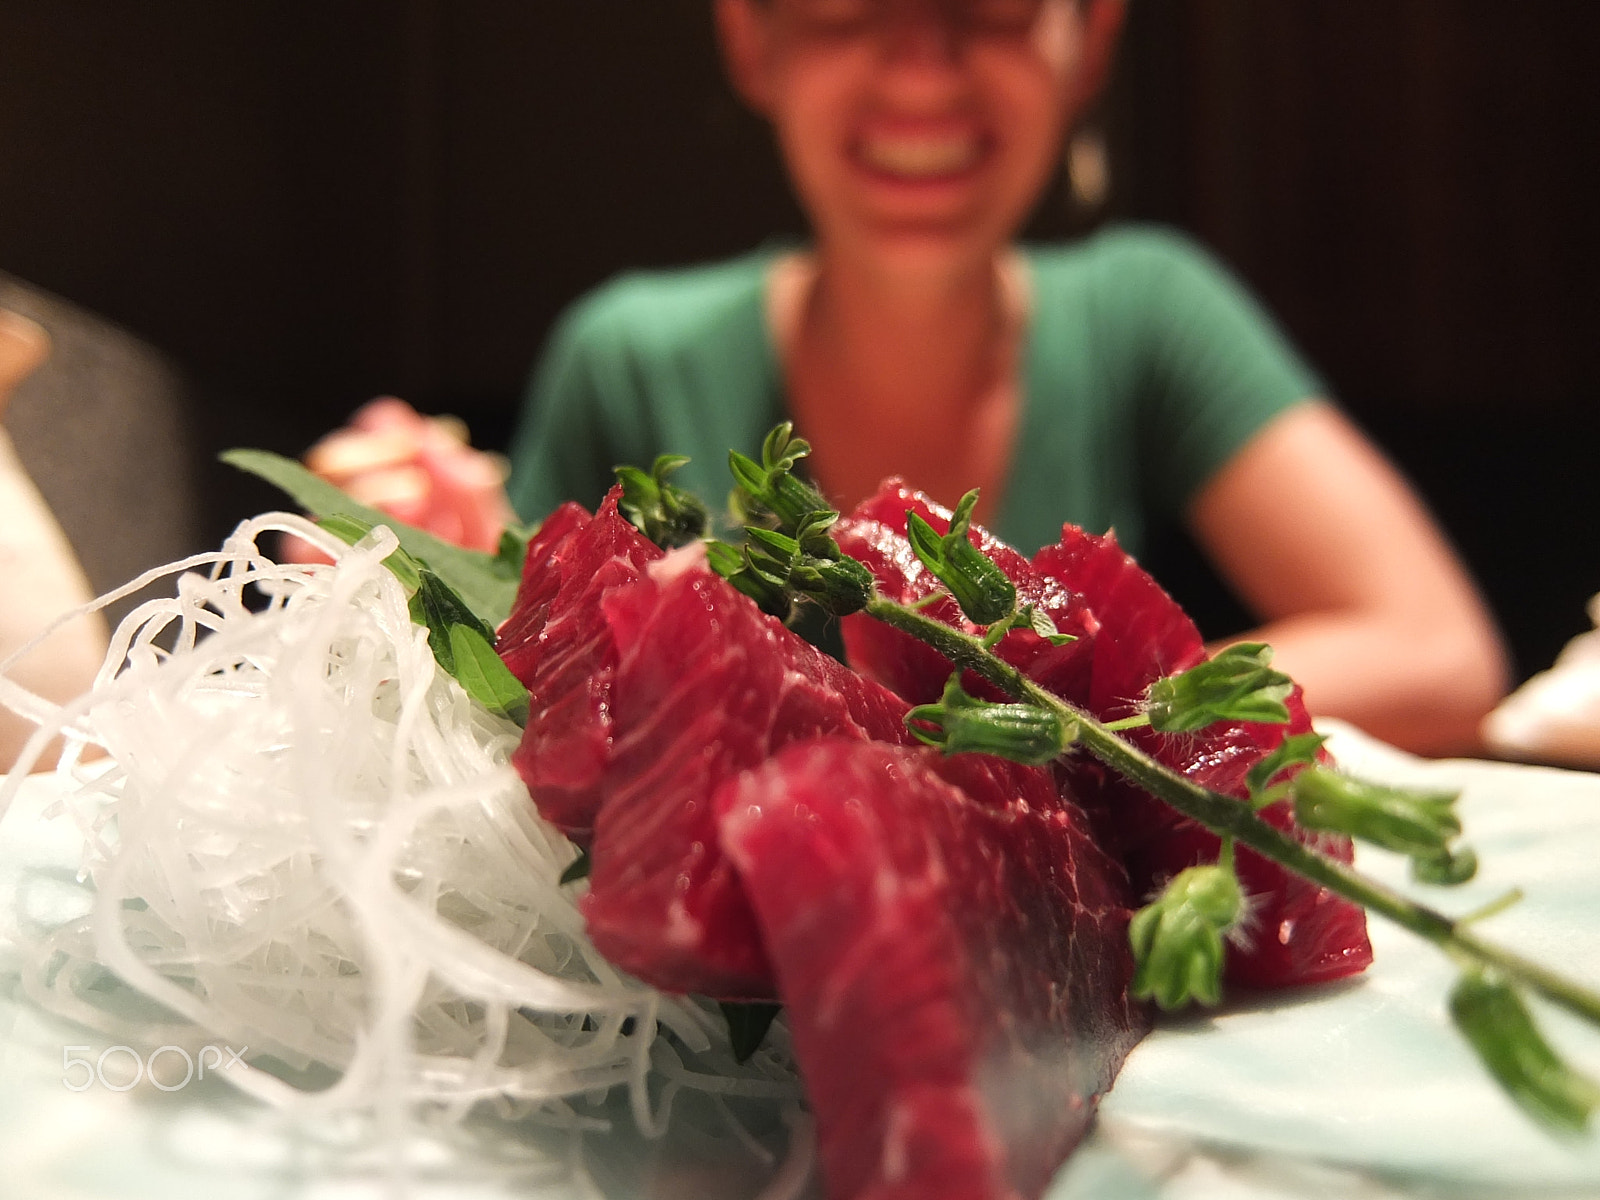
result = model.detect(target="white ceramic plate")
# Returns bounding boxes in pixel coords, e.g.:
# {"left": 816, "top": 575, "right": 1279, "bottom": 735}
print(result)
{"left": 3, "top": 723, "right": 1599, "bottom": 1199}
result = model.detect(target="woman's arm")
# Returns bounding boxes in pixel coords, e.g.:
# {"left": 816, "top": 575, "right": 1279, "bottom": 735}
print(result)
{"left": 1189, "top": 401, "right": 1510, "bottom": 756}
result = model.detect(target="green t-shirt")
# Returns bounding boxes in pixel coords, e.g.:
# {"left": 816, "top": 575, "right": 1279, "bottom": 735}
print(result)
{"left": 507, "top": 224, "right": 1324, "bottom": 557}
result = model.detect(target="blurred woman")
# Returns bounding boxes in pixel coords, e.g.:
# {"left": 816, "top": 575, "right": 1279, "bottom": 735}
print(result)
{"left": 309, "top": 0, "right": 1508, "bottom": 754}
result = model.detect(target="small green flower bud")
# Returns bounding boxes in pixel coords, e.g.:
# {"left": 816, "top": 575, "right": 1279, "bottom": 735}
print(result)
{"left": 1244, "top": 731, "right": 1328, "bottom": 807}
{"left": 707, "top": 539, "right": 793, "bottom": 617}
{"left": 905, "top": 491, "right": 1016, "bottom": 627}
{"left": 1129, "top": 862, "right": 1244, "bottom": 1010}
{"left": 1412, "top": 845, "right": 1480, "bottom": 887}
{"left": 906, "top": 675, "right": 1075, "bottom": 765}
{"left": 615, "top": 454, "right": 708, "bottom": 548}
{"left": 1292, "top": 766, "right": 1476, "bottom": 884}
{"left": 767, "top": 470, "right": 832, "bottom": 533}
{"left": 727, "top": 449, "right": 769, "bottom": 505}
{"left": 727, "top": 424, "right": 833, "bottom": 534}
{"left": 790, "top": 554, "right": 874, "bottom": 617}
{"left": 745, "top": 525, "right": 802, "bottom": 564}
{"left": 1145, "top": 643, "right": 1293, "bottom": 733}
{"left": 1450, "top": 970, "right": 1600, "bottom": 1133}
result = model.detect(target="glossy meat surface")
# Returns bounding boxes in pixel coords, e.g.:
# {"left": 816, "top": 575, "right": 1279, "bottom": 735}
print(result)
{"left": 496, "top": 487, "right": 662, "bottom": 841}
{"left": 721, "top": 739, "right": 1143, "bottom": 1200}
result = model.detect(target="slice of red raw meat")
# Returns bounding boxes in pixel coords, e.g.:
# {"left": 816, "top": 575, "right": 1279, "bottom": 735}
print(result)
{"left": 580, "top": 544, "right": 914, "bottom": 998}
{"left": 1034, "top": 527, "right": 1372, "bottom": 987}
{"left": 495, "top": 486, "right": 663, "bottom": 841}
{"left": 718, "top": 738, "right": 1145, "bottom": 1200}
{"left": 493, "top": 499, "right": 592, "bottom": 670}
{"left": 832, "top": 480, "right": 1371, "bottom": 989}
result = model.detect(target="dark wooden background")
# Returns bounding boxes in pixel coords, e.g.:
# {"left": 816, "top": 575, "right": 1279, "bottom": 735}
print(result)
{"left": 1, "top": 1, "right": 1595, "bottom": 682}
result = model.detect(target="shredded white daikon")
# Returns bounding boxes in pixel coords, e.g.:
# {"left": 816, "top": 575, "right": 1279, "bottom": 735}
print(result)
{"left": 0, "top": 513, "right": 805, "bottom": 1190}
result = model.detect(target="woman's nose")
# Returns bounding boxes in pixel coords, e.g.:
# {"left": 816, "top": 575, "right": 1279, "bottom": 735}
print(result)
{"left": 877, "top": 0, "right": 965, "bottom": 69}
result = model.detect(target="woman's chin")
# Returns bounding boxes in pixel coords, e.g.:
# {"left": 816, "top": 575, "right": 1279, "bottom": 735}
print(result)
{"left": 812, "top": 166, "right": 1027, "bottom": 276}
{"left": 826, "top": 214, "right": 1013, "bottom": 283}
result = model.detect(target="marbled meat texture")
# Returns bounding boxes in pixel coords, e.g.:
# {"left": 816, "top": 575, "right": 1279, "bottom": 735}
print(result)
{"left": 495, "top": 487, "right": 662, "bottom": 841}
{"left": 722, "top": 738, "right": 1143, "bottom": 1200}
{"left": 834, "top": 480, "right": 1372, "bottom": 989}
{"left": 583, "top": 543, "right": 911, "bottom": 997}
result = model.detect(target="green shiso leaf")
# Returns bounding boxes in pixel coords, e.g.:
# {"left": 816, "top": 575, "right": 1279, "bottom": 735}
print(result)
{"left": 222, "top": 447, "right": 518, "bottom": 626}
{"left": 446, "top": 624, "right": 531, "bottom": 724}
{"left": 559, "top": 850, "right": 591, "bottom": 886}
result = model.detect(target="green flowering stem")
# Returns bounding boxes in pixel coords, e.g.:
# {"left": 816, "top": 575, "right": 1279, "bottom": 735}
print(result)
{"left": 713, "top": 427, "right": 874, "bottom": 619}
{"left": 862, "top": 593, "right": 1600, "bottom": 1033}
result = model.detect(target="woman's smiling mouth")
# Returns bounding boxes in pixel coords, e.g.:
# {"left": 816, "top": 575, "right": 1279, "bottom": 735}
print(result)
{"left": 854, "top": 130, "right": 987, "bottom": 180}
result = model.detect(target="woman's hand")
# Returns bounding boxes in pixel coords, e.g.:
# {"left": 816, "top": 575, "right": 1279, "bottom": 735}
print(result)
{"left": 288, "top": 397, "right": 517, "bottom": 560}
{"left": 1190, "top": 401, "right": 1510, "bottom": 757}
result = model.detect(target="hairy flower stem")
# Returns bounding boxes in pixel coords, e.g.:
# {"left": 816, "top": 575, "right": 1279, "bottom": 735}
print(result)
{"left": 864, "top": 595, "right": 1600, "bottom": 1028}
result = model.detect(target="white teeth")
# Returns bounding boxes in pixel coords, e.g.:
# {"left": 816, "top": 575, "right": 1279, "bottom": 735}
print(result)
{"left": 859, "top": 135, "right": 980, "bottom": 178}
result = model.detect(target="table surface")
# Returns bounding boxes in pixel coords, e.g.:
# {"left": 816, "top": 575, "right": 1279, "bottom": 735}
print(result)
{"left": 3, "top": 722, "right": 1599, "bottom": 1200}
